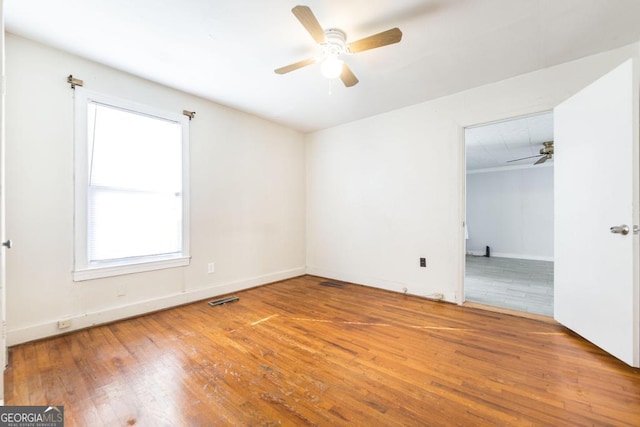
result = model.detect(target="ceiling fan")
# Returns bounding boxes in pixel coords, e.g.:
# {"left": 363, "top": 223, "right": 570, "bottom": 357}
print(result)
{"left": 507, "top": 141, "right": 554, "bottom": 165}
{"left": 274, "top": 5, "right": 403, "bottom": 87}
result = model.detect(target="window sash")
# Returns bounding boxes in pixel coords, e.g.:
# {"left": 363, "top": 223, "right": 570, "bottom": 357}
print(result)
{"left": 87, "top": 186, "right": 183, "bottom": 263}
{"left": 73, "top": 87, "right": 190, "bottom": 281}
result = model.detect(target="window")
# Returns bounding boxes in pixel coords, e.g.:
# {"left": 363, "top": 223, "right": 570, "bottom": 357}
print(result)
{"left": 73, "top": 88, "right": 190, "bottom": 281}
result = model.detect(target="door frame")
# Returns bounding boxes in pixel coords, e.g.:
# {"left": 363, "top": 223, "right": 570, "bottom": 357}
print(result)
{"left": 457, "top": 110, "right": 555, "bottom": 308}
{"left": 0, "top": 0, "right": 6, "bottom": 404}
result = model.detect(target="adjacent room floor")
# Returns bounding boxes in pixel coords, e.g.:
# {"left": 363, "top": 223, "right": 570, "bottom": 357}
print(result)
{"left": 465, "top": 255, "right": 554, "bottom": 316}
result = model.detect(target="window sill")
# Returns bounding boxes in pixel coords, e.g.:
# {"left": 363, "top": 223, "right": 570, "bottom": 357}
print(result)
{"left": 73, "top": 256, "right": 190, "bottom": 282}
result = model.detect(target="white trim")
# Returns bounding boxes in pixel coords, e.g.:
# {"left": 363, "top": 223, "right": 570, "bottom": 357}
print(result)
{"left": 73, "top": 87, "right": 190, "bottom": 280}
{"left": 466, "top": 251, "right": 554, "bottom": 262}
{"left": 305, "top": 266, "right": 457, "bottom": 303}
{"left": 0, "top": 0, "right": 5, "bottom": 403}
{"left": 76, "top": 88, "right": 187, "bottom": 124}
{"left": 464, "top": 110, "right": 554, "bottom": 130}
{"left": 8, "top": 267, "right": 306, "bottom": 346}
{"left": 73, "top": 87, "right": 89, "bottom": 275}
{"left": 73, "top": 255, "right": 190, "bottom": 281}
{"left": 457, "top": 124, "right": 466, "bottom": 305}
{"left": 180, "top": 108, "right": 191, "bottom": 267}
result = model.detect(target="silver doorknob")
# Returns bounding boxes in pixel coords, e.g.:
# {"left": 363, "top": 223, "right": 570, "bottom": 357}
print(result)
{"left": 2, "top": 239, "right": 11, "bottom": 249}
{"left": 610, "top": 225, "right": 630, "bottom": 235}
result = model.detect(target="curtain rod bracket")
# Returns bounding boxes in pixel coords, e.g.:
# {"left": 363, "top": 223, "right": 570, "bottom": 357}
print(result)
{"left": 183, "top": 110, "right": 196, "bottom": 120}
{"left": 67, "top": 75, "right": 84, "bottom": 89}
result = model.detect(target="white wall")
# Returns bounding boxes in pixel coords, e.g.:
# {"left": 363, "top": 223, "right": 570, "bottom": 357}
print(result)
{"left": 466, "top": 166, "right": 554, "bottom": 261}
{"left": 5, "top": 34, "right": 306, "bottom": 345}
{"left": 306, "top": 41, "right": 640, "bottom": 302}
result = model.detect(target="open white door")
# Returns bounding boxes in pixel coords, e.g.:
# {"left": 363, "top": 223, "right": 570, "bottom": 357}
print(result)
{"left": 554, "top": 58, "right": 639, "bottom": 367}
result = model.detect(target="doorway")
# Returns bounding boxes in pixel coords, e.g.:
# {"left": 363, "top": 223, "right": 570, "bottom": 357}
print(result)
{"left": 464, "top": 111, "right": 554, "bottom": 316}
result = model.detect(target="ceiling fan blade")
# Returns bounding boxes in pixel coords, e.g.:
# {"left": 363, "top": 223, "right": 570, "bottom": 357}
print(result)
{"left": 274, "top": 58, "right": 316, "bottom": 75}
{"left": 292, "top": 5, "right": 326, "bottom": 44}
{"left": 347, "top": 28, "right": 403, "bottom": 53}
{"left": 340, "top": 64, "right": 359, "bottom": 87}
{"left": 506, "top": 154, "right": 543, "bottom": 163}
{"left": 534, "top": 155, "right": 548, "bottom": 165}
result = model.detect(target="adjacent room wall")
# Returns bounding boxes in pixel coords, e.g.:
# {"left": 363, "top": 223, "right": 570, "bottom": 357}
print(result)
{"left": 466, "top": 166, "right": 554, "bottom": 261}
{"left": 5, "top": 34, "right": 306, "bottom": 345}
{"left": 306, "top": 41, "right": 640, "bottom": 302}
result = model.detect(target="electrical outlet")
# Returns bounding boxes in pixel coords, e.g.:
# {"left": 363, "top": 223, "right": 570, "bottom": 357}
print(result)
{"left": 420, "top": 257, "right": 426, "bottom": 267}
{"left": 58, "top": 319, "right": 72, "bottom": 329}
{"left": 207, "top": 262, "right": 215, "bottom": 274}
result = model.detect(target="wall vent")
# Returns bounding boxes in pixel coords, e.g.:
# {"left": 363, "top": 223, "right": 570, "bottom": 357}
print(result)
{"left": 208, "top": 296, "right": 239, "bottom": 306}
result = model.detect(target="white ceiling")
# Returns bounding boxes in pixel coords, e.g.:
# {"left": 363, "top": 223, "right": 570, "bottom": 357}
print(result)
{"left": 5, "top": 1, "right": 640, "bottom": 133}
{"left": 465, "top": 111, "right": 554, "bottom": 171}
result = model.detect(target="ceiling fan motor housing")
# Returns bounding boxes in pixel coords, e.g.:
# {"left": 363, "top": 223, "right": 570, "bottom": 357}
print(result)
{"left": 540, "top": 141, "right": 554, "bottom": 159}
{"left": 322, "top": 29, "right": 347, "bottom": 57}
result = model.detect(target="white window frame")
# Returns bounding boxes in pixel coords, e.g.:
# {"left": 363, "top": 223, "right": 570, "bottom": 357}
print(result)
{"left": 73, "top": 87, "right": 190, "bottom": 281}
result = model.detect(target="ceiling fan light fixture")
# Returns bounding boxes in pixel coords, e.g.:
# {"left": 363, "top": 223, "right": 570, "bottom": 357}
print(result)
{"left": 321, "top": 56, "right": 344, "bottom": 79}
{"left": 275, "top": 7, "right": 402, "bottom": 87}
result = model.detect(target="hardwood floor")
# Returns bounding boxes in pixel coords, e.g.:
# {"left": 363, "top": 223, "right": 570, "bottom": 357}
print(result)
{"left": 5, "top": 275, "right": 640, "bottom": 426}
